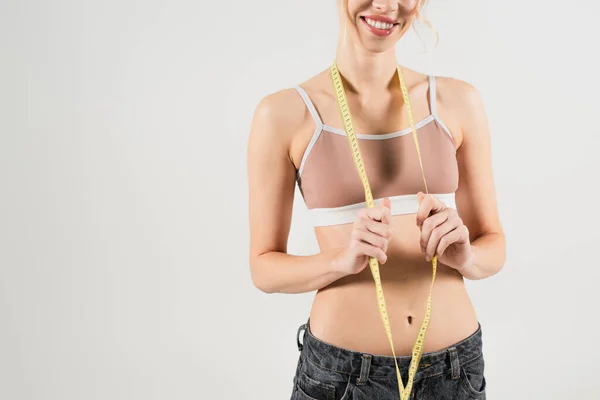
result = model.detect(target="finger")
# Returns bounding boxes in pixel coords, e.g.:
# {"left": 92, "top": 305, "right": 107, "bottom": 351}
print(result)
{"left": 353, "top": 228, "right": 388, "bottom": 253}
{"left": 419, "top": 209, "right": 453, "bottom": 251}
{"left": 363, "top": 218, "right": 393, "bottom": 240}
{"left": 355, "top": 241, "right": 387, "bottom": 264}
{"left": 425, "top": 218, "right": 461, "bottom": 260}
{"left": 438, "top": 225, "right": 470, "bottom": 257}
{"left": 364, "top": 204, "right": 392, "bottom": 225}
{"left": 352, "top": 228, "right": 388, "bottom": 251}
{"left": 416, "top": 192, "right": 447, "bottom": 227}
{"left": 382, "top": 197, "right": 391, "bottom": 211}
{"left": 415, "top": 193, "right": 433, "bottom": 227}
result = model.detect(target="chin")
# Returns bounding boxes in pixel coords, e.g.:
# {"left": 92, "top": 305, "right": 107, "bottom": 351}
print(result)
{"left": 359, "top": 40, "right": 396, "bottom": 54}
{"left": 355, "top": 33, "right": 401, "bottom": 54}
{"left": 354, "top": 18, "right": 406, "bottom": 53}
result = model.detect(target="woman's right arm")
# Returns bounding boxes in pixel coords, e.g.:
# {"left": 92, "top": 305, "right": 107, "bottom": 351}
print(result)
{"left": 246, "top": 90, "right": 349, "bottom": 294}
{"left": 246, "top": 90, "right": 392, "bottom": 294}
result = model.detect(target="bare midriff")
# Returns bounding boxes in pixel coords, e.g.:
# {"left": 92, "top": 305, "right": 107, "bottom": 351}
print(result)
{"left": 309, "top": 213, "right": 480, "bottom": 356}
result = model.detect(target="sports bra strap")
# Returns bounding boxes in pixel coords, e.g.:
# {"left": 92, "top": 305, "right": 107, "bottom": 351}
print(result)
{"left": 294, "top": 86, "right": 323, "bottom": 128}
{"left": 428, "top": 75, "right": 437, "bottom": 116}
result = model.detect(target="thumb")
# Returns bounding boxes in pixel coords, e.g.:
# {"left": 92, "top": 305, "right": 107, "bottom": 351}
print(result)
{"left": 382, "top": 197, "right": 391, "bottom": 210}
{"left": 417, "top": 191, "right": 426, "bottom": 203}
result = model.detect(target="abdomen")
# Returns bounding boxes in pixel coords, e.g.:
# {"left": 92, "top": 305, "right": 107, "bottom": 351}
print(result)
{"left": 308, "top": 213, "right": 479, "bottom": 356}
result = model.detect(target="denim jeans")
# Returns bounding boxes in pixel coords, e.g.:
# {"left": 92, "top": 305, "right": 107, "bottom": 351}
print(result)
{"left": 291, "top": 318, "right": 487, "bottom": 400}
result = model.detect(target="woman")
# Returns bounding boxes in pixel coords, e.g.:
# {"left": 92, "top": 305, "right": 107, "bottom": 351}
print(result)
{"left": 246, "top": 0, "right": 505, "bottom": 398}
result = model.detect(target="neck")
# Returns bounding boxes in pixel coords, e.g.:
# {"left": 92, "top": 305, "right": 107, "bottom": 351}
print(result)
{"left": 334, "top": 41, "right": 398, "bottom": 96}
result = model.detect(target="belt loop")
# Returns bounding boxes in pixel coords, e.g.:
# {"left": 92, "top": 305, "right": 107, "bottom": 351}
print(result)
{"left": 448, "top": 347, "right": 460, "bottom": 380}
{"left": 356, "top": 354, "right": 372, "bottom": 386}
{"left": 297, "top": 323, "right": 307, "bottom": 352}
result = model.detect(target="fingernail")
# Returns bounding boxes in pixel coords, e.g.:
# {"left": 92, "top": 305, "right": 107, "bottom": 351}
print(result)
{"left": 425, "top": 255, "right": 430, "bottom": 262}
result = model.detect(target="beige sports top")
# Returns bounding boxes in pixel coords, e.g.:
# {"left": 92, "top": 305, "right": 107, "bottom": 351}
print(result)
{"left": 294, "top": 75, "right": 459, "bottom": 227}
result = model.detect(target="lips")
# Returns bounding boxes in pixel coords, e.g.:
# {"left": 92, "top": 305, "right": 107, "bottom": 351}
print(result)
{"left": 360, "top": 16, "right": 400, "bottom": 37}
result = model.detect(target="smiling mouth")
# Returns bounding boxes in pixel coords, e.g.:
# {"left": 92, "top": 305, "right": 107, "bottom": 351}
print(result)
{"left": 360, "top": 16, "right": 401, "bottom": 37}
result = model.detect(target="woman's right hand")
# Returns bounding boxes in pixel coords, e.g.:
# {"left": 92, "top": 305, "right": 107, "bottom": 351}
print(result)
{"left": 332, "top": 197, "right": 393, "bottom": 276}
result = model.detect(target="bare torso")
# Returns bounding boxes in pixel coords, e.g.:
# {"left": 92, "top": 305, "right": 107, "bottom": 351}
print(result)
{"left": 309, "top": 218, "right": 479, "bottom": 356}
{"left": 289, "top": 67, "right": 479, "bottom": 356}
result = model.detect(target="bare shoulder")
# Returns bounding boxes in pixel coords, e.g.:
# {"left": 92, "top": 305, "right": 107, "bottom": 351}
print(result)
{"left": 248, "top": 71, "right": 329, "bottom": 172}
{"left": 252, "top": 69, "right": 329, "bottom": 164}
{"left": 254, "top": 66, "right": 330, "bottom": 125}
{"left": 433, "top": 76, "right": 488, "bottom": 148}
{"left": 247, "top": 87, "right": 307, "bottom": 160}
{"left": 436, "top": 76, "right": 483, "bottom": 108}
{"left": 250, "top": 87, "right": 307, "bottom": 140}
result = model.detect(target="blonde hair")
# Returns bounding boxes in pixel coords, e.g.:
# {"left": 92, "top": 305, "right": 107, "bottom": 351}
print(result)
{"left": 414, "top": 0, "right": 440, "bottom": 48}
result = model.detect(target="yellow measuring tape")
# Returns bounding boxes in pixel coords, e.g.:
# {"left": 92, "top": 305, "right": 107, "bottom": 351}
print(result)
{"left": 330, "top": 63, "right": 437, "bottom": 400}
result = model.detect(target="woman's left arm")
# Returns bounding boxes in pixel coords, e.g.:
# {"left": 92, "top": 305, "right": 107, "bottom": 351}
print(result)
{"left": 417, "top": 79, "right": 506, "bottom": 280}
{"left": 450, "top": 80, "right": 506, "bottom": 280}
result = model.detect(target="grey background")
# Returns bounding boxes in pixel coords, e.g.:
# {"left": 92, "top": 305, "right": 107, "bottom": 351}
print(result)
{"left": 1, "top": 0, "right": 599, "bottom": 399}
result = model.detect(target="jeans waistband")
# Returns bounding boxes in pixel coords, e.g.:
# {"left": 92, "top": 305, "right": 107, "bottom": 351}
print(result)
{"left": 296, "top": 318, "right": 483, "bottom": 382}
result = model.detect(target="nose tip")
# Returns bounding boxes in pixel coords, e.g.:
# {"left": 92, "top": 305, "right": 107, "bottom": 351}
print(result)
{"left": 372, "top": 0, "right": 398, "bottom": 12}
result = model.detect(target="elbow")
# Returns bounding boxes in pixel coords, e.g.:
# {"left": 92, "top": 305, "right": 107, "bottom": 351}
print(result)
{"left": 484, "top": 238, "right": 507, "bottom": 279}
{"left": 250, "top": 258, "right": 277, "bottom": 294}
{"left": 494, "top": 257, "right": 507, "bottom": 277}
{"left": 496, "top": 252, "right": 507, "bottom": 274}
{"left": 486, "top": 250, "right": 506, "bottom": 279}
{"left": 252, "top": 274, "right": 276, "bottom": 294}
{"left": 482, "top": 261, "right": 505, "bottom": 280}
{"left": 494, "top": 234, "right": 507, "bottom": 275}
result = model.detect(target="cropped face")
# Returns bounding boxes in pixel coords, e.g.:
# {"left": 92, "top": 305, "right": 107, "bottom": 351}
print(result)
{"left": 339, "top": 0, "right": 421, "bottom": 52}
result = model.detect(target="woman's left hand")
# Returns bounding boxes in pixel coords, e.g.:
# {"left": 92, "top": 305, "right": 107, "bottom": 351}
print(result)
{"left": 416, "top": 192, "right": 474, "bottom": 271}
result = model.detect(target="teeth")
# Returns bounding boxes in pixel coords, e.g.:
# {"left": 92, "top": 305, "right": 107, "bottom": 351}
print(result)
{"left": 365, "top": 18, "right": 394, "bottom": 30}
